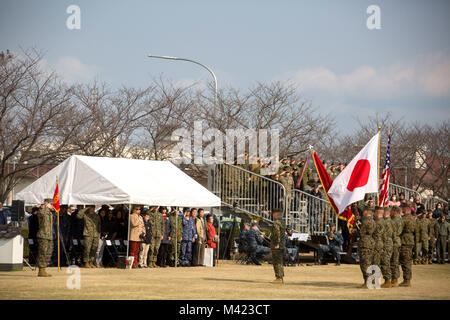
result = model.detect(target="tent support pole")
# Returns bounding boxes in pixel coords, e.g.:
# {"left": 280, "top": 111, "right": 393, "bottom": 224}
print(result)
{"left": 126, "top": 203, "right": 131, "bottom": 262}
{"left": 175, "top": 209, "right": 178, "bottom": 268}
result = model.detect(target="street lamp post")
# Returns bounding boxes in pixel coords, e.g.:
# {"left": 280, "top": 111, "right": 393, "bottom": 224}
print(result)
{"left": 147, "top": 54, "right": 218, "bottom": 111}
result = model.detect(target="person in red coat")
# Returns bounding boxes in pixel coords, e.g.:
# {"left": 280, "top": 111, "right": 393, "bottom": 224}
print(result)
{"left": 206, "top": 214, "right": 217, "bottom": 265}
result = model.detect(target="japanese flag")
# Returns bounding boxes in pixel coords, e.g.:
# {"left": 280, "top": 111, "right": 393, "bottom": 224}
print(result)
{"left": 328, "top": 133, "right": 380, "bottom": 213}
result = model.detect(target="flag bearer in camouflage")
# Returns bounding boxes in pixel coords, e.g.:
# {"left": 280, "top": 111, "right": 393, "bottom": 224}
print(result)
{"left": 380, "top": 207, "right": 393, "bottom": 288}
{"left": 358, "top": 207, "right": 376, "bottom": 288}
{"left": 148, "top": 206, "right": 164, "bottom": 268}
{"left": 270, "top": 209, "right": 285, "bottom": 284}
{"left": 427, "top": 210, "right": 439, "bottom": 264}
{"left": 390, "top": 206, "right": 403, "bottom": 287}
{"left": 76, "top": 205, "right": 101, "bottom": 268}
{"left": 37, "top": 199, "right": 54, "bottom": 277}
{"left": 414, "top": 209, "right": 429, "bottom": 264}
{"left": 399, "top": 202, "right": 416, "bottom": 287}
{"left": 372, "top": 206, "right": 385, "bottom": 267}
{"left": 169, "top": 209, "right": 183, "bottom": 266}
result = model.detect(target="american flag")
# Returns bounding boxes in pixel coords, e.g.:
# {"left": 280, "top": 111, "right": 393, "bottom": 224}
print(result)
{"left": 378, "top": 134, "right": 391, "bottom": 206}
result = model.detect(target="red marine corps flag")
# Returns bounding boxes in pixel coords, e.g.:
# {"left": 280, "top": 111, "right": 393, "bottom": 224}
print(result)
{"left": 53, "top": 179, "right": 61, "bottom": 271}
{"left": 52, "top": 180, "right": 60, "bottom": 213}
{"left": 312, "top": 150, "right": 356, "bottom": 232}
{"left": 328, "top": 133, "right": 380, "bottom": 213}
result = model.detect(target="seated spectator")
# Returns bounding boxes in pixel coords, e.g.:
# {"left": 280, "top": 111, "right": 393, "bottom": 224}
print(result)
{"left": 285, "top": 226, "right": 298, "bottom": 266}
{"left": 238, "top": 223, "right": 250, "bottom": 253}
{"left": 138, "top": 210, "right": 152, "bottom": 268}
{"left": 246, "top": 222, "right": 270, "bottom": 265}
{"left": 129, "top": 205, "right": 145, "bottom": 268}
{"left": 318, "top": 223, "right": 343, "bottom": 266}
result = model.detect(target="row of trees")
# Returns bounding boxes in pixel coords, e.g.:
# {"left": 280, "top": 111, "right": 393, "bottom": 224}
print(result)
{"left": 0, "top": 49, "right": 448, "bottom": 202}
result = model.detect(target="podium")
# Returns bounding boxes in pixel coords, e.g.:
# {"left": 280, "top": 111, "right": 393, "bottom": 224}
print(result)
{"left": 0, "top": 234, "right": 24, "bottom": 271}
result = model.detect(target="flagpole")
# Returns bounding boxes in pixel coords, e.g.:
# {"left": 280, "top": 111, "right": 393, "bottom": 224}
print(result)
{"left": 56, "top": 177, "right": 60, "bottom": 272}
{"left": 377, "top": 126, "right": 381, "bottom": 206}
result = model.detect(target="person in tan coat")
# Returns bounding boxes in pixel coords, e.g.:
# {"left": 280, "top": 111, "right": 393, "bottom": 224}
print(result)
{"left": 129, "top": 205, "right": 145, "bottom": 268}
{"left": 194, "top": 208, "right": 207, "bottom": 266}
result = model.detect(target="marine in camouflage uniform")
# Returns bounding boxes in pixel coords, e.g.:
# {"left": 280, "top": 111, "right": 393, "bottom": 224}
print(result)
{"left": 372, "top": 206, "right": 385, "bottom": 267}
{"left": 358, "top": 207, "right": 376, "bottom": 288}
{"left": 427, "top": 211, "right": 439, "bottom": 264}
{"left": 399, "top": 202, "right": 416, "bottom": 286}
{"left": 37, "top": 200, "right": 54, "bottom": 277}
{"left": 390, "top": 206, "right": 403, "bottom": 287}
{"left": 148, "top": 207, "right": 164, "bottom": 267}
{"left": 414, "top": 211, "right": 429, "bottom": 264}
{"left": 380, "top": 207, "right": 394, "bottom": 288}
{"left": 169, "top": 210, "right": 183, "bottom": 266}
{"left": 76, "top": 206, "right": 101, "bottom": 268}
{"left": 270, "top": 209, "right": 285, "bottom": 284}
{"left": 436, "top": 215, "right": 450, "bottom": 264}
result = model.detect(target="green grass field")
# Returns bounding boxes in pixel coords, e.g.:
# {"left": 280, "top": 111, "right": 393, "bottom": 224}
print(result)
{"left": 1, "top": 260, "right": 449, "bottom": 300}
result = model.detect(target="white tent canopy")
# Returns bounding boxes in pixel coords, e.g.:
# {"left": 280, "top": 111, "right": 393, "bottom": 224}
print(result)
{"left": 17, "top": 155, "right": 221, "bottom": 207}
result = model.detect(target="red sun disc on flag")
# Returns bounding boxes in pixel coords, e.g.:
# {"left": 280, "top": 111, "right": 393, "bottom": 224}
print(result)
{"left": 346, "top": 159, "right": 371, "bottom": 191}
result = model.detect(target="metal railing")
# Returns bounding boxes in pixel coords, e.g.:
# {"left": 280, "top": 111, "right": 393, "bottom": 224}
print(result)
{"left": 288, "top": 189, "right": 337, "bottom": 235}
{"left": 211, "top": 163, "right": 441, "bottom": 233}
{"left": 388, "top": 183, "right": 421, "bottom": 201}
{"left": 423, "top": 196, "right": 446, "bottom": 211}
{"left": 212, "top": 163, "right": 336, "bottom": 234}
{"left": 212, "top": 163, "right": 287, "bottom": 224}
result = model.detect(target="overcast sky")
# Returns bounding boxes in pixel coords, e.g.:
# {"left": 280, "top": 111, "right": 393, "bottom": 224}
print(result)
{"left": 1, "top": 0, "right": 449, "bottom": 134}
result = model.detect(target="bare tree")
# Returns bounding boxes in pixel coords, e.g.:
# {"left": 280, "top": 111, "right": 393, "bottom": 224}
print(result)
{"left": 0, "top": 49, "right": 80, "bottom": 202}
{"left": 195, "top": 81, "right": 335, "bottom": 157}
{"left": 129, "top": 78, "right": 196, "bottom": 160}
{"left": 69, "top": 82, "right": 160, "bottom": 158}
{"left": 329, "top": 112, "right": 449, "bottom": 199}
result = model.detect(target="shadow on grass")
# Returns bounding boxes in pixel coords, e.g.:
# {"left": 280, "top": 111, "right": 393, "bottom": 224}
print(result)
{"left": 287, "top": 281, "right": 357, "bottom": 288}
{"left": 0, "top": 273, "right": 37, "bottom": 278}
{"left": 202, "top": 277, "right": 357, "bottom": 288}
{"left": 202, "top": 277, "right": 266, "bottom": 284}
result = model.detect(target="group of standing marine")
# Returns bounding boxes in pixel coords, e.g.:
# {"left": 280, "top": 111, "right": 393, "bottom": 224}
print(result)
{"left": 359, "top": 201, "right": 450, "bottom": 288}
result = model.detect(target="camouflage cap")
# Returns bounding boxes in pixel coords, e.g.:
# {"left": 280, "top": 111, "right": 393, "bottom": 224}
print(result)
{"left": 43, "top": 198, "right": 53, "bottom": 203}
{"left": 383, "top": 206, "right": 391, "bottom": 212}
{"left": 375, "top": 205, "right": 384, "bottom": 211}
{"left": 363, "top": 206, "right": 374, "bottom": 212}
